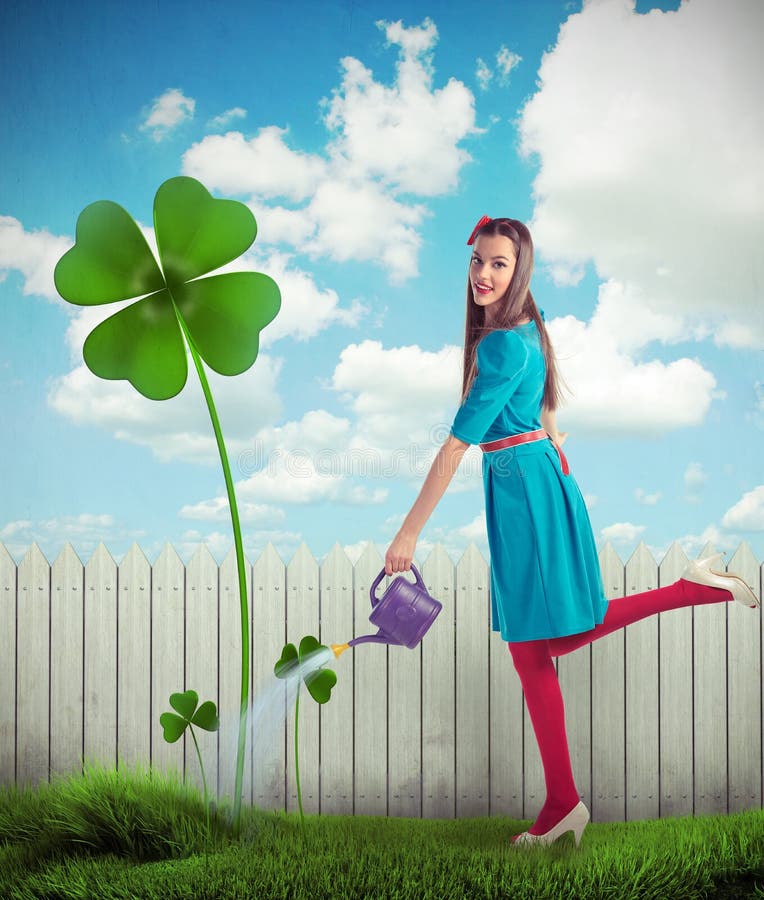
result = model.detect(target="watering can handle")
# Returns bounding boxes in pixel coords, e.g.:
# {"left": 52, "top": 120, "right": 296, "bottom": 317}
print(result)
{"left": 370, "top": 563, "right": 425, "bottom": 607}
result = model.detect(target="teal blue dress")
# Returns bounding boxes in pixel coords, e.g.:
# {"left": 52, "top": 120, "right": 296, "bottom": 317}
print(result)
{"left": 450, "top": 309, "right": 609, "bottom": 642}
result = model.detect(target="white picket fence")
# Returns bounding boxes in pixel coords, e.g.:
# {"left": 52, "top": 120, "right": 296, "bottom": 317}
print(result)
{"left": 1, "top": 539, "right": 762, "bottom": 824}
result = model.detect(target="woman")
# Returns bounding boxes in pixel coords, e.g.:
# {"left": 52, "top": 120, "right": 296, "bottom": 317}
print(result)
{"left": 384, "top": 215, "right": 760, "bottom": 848}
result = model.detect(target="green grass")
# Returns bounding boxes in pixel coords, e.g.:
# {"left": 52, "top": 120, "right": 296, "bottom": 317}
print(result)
{"left": 1, "top": 761, "right": 763, "bottom": 899}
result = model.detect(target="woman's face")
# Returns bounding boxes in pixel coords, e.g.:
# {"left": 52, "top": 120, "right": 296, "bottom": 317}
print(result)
{"left": 470, "top": 233, "right": 517, "bottom": 315}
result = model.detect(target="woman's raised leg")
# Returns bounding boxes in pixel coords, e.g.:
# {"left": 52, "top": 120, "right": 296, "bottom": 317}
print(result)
{"left": 547, "top": 559, "right": 754, "bottom": 658}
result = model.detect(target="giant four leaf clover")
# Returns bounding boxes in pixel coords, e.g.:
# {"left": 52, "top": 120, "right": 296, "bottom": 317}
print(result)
{"left": 54, "top": 176, "right": 280, "bottom": 400}
{"left": 54, "top": 176, "right": 281, "bottom": 840}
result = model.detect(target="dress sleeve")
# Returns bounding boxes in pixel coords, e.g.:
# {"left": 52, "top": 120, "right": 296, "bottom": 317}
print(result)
{"left": 450, "top": 330, "right": 529, "bottom": 445}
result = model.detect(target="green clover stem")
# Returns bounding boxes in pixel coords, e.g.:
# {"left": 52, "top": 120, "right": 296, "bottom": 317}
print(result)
{"left": 188, "top": 724, "right": 211, "bottom": 841}
{"left": 172, "top": 295, "right": 249, "bottom": 841}
{"left": 295, "top": 683, "right": 303, "bottom": 821}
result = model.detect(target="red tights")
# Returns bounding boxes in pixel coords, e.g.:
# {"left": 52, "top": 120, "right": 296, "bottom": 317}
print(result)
{"left": 507, "top": 577, "right": 733, "bottom": 834}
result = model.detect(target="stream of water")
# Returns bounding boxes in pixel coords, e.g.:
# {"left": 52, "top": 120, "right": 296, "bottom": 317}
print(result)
{"left": 216, "top": 645, "right": 338, "bottom": 811}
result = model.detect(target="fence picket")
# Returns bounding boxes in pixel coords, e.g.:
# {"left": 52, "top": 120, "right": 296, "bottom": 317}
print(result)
{"left": 455, "top": 543, "right": 489, "bottom": 818}
{"left": 116, "top": 544, "right": 152, "bottom": 778}
{"left": 285, "top": 543, "right": 321, "bottom": 816}
{"left": 185, "top": 544, "right": 220, "bottom": 801}
{"left": 624, "top": 542, "right": 660, "bottom": 822}
{"left": 658, "top": 542, "right": 693, "bottom": 818}
{"left": 726, "top": 542, "right": 762, "bottom": 813}
{"left": 150, "top": 543, "right": 186, "bottom": 782}
{"left": 592, "top": 543, "right": 626, "bottom": 822}
{"left": 83, "top": 544, "right": 118, "bottom": 774}
{"left": 218, "top": 544, "right": 254, "bottom": 808}
{"left": 1, "top": 539, "right": 762, "bottom": 825}
{"left": 0, "top": 543, "right": 16, "bottom": 785}
{"left": 17, "top": 544, "right": 50, "bottom": 787}
{"left": 422, "top": 544, "right": 456, "bottom": 819}
{"left": 250, "top": 542, "right": 281, "bottom": 810}
{"left": 353, "top": 543, "right": 388, "bottom": 816}
{"left": 318, "top": 544, "right": 354, "bottom": 816}
{"left": 488, "top": 562, "right": 524, "bottom": 820}
{"left": 51, "top": 543, "right": 84, "bottom": 782}
{"left": 694, "top": 542, "right": 728, "bottom": 815}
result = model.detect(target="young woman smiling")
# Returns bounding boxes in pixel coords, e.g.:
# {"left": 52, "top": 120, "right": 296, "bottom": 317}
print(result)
{"left": 384, "top": 215, "right": 760, "bottom": 848}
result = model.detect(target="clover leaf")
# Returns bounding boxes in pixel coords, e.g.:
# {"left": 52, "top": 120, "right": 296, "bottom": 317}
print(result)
{"left": 160, "top": 689, "right": 220, "bottom": 742}
{"left": 274, "top": 635, "right": 337, "bottom": 704}
{"left": 54, "top": 176, "right": 280, "bottom": 401}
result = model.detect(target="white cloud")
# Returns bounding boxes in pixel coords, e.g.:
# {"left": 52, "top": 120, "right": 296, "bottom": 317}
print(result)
{"left": 47, "top": 353, "right": 285, "bottom": 466}
{"left": 186, "top": 332, "right": 481, "bottom": 523}
{"left": 476, "top": 58, "right": 492, "bottom": 91}
{"left": 751, "top": 381, "right": 764, "bottom": 429}
{"left": 174, "top": 527, "right": 304, "bottom": 565}
{"left": 178, "top": 498, "right": 285, "bottom": 524}
{"left": 0, "top": 514, "right": 147, "bottom": 564}
{"left": 684, "top": 461, "right": 708, "bottom": 497}
{"left": 207, "top": 107, "right": 247, "bottom": 129}
{"left": 325, "top": 19, "right": 476, "bottom": 195}
{"left": 496, "top": 46, "right": 522, "bottom": 81}
{"left": 519, "top": 0, "right": 764, "bottom": 347}
{"left": 182, "top": 18, "right": 478, "bottom": 283}
{"left": 601, "top": 521, "right": 646, "bottom": 543}
{"left": 0, "top": 519, "right": 33, "bottom": 539}
{"left": 662, "top": 523, "right": 731, "bottom": 561}
{"left": 721, "top": 485, "right": 764, "bottom": 531}
{"left": 547, "top": 298, "right": 719, "bottom": 436}
{"left": 635, "top": 487, "right": 661, "bottom": 506}
{"left": 457, "top": 514, "right": 487, "bottom": 544}
{"left": 140, "top": 88, "right": 195, "bottom": 141}
{"left": 236, "top": 453, "right": 388, "bottom": 506}
{"left": 475, "top": 46, "right": 521, "bottom": 92}
{"left": 0, "top": 216, "right": 71, "bottom": 301}
{"left": 245, "top": 248, "right": 367, "bottom": 343}
{"left": 184, "top": 127, "right": 326, "bottom": 202}
{"left": 330, "top": 338, "right": 462, "bottom": 450}
{"left": 301, "top": 180, "right": 427, "bottom": 283}
{"left": 185, "top": 408, "right": 390, "bottom": 517}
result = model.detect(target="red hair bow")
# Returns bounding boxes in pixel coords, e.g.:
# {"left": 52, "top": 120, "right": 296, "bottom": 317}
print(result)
{"left": 467, "top": 215, "right": 492, "bottom": 245}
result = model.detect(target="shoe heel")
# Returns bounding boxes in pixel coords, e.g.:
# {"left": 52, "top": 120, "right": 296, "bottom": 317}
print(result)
{"left": 571, "top": 804, "right": 589, "bottom": 847}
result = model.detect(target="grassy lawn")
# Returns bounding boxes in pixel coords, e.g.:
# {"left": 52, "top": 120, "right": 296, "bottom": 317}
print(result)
{"left": 1, "top": 761, "right": 763, "bottom": 899}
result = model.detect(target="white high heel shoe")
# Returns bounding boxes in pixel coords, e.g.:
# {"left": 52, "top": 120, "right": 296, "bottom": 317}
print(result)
{"left": 680, "top": 552, "right": 760, "bottom": 609}
{"left": 510, "top": 800, "right": 590, "bottom": 848}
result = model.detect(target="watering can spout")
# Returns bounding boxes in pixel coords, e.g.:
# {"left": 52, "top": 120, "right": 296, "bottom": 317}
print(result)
{"left": 330, "top": 642, "right": 350, "bottom": 658}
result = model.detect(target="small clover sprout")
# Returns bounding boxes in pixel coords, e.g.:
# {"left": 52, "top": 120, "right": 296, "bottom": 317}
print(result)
{"left": 160, "top": 689, "right": 220, "bottom": 843}
{"left": 274, "top": 636, "right": 337, "bottom": 821}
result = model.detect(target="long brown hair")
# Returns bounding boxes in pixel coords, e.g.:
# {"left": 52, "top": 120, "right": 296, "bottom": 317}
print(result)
{"left": 459, "top": 217, "right": 568, "bottom": 412}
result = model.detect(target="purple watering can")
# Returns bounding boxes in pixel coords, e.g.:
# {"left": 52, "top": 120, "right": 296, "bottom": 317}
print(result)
{"left": 330, "top": 564, "right": 442, "bottom": 658}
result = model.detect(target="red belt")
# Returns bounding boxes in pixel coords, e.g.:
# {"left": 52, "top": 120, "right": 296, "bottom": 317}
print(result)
{"left": 479, "top": 428, "right": 570, "bottom": 475}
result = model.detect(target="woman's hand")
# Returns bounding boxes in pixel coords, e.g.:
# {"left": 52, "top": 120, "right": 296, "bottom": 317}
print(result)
{"left": 541, "top": 407, "right": 567, "bottom": 448}
{"left": 385, "top": 528, "right": 417, "bottom": 575}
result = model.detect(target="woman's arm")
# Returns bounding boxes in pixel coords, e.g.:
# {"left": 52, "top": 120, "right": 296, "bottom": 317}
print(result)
{"left": 385, "top": 434, "right": 469, "bottom": 574}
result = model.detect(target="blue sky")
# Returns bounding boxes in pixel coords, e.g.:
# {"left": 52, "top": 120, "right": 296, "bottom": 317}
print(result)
{"left": 1, "top": 0, "right": 762, "bottom": 571}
